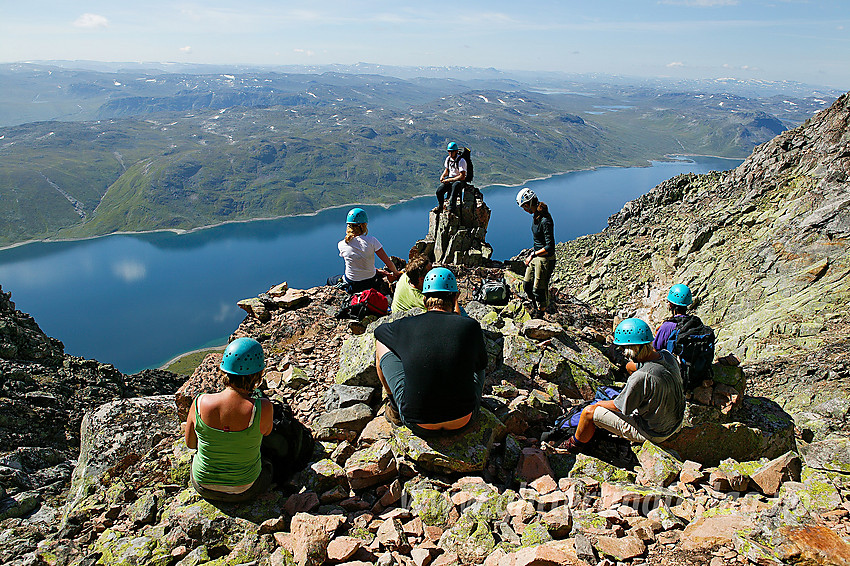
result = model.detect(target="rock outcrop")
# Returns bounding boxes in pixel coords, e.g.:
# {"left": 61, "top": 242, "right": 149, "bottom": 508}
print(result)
{"left": 413, "top": 185, "right": 493, "bottom": 265}
{"left": 553, "top": 92, "right": 850, "bottom": 364}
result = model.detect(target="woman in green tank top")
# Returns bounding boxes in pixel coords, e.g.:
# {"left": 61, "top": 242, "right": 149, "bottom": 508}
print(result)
{"left": 183, "top": 338, "right": 274, "bottom": 502}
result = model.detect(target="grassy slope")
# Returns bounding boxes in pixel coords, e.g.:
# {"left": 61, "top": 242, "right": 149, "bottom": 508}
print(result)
{"left": 1, "top": 88, "right": 780, "bottom": 245}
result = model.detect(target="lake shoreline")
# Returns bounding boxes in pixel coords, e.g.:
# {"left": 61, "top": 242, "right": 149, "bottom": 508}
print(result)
{"left": 0, "top": 154, "right": 745, "bottom": 252}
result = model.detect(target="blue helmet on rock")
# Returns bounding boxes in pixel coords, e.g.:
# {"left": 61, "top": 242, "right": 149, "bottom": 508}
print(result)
{"left": 346, "top": 208, "right": 368, "bottom": 224}
{"left": 220, "top": 337, "right": 265, "bottom": 375}
{"left": 422, "top": 267, "right": 458, "bottom": 294}
{"left": 446, "top": 142, "right": 459, "bottom": 152}
{"left": 667, "top": 284, "right": 693, "bottom": 307}
{"left": 613, "top": 318, "right": 653, "bottom": 346}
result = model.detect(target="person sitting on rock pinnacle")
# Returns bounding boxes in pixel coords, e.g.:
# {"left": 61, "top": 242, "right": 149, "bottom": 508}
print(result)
{"left": 374, "top": 267, "right": 487, "bottom": 437}
{"left": 558, "top": 318, "right": 684, "bottom": 454}
{"left": 435, "top": 142, "right": 468, "bottom": 215}
{"left": 653, "top": 283, "right": 693, "bottom": 351}
{"left": 183, "top": 337, "right": 274, "bottom": 502}
{"left": 338, "top": 207, "right": 401, "bottom": 294}
{"left": 391, "top": 254, "right": 432, "bottom": 313}
{"left": 516, "top": 187, "right": 556, "bottom": 318}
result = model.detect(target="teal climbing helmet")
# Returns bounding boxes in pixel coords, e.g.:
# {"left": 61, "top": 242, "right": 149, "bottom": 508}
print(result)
{"left": 613, "top": 318, "right": 653, "bottom": 346}
{"left": 422, "top": 267, "right": 458, "bottom": 294}
{"left": 667, "top": 283, "right": 693, "bottom": 307}
{"left": 446, "top": 142, "right": 459, "bottom": 151}
{"left": 346, "top": 208, "right": 368, "bottom": 224}
{"left": 220, "top": 337, "right": 265, "bottom": 375}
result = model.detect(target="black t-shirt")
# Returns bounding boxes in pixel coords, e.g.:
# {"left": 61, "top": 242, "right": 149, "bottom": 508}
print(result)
{"left": 374, "top": 311, "right": 487, "bottom": 423}
{"left": 532, "top": 214, "right": 555, "bottom": 256}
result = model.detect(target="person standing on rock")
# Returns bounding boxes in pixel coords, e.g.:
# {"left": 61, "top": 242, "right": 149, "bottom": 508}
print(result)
{"left": 556, "top": 318, "right": 684, "bottom": 454}
{"left": 338, "top": 208, "right": 401, "bottom": 294}
{"left": 516, "top": 187, "right": 556, "bottom": 318}
{"left": 390, "top": 254, "right": 432, "bottom": 313}
{"left": 436, "top": 142, "right": 468, "bottom": 215}
{"left": 374, "top": 267, "right": 487, "bottom": 436}
{"left": 183, "top": 337, "right": 274, "bottom": 502}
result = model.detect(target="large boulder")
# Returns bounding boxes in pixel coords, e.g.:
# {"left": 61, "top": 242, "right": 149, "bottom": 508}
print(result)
{"left": 661, "top": 396, "right": 796, "bottom": 466}
{"left": 390, "top": 409, "right": 506, "bottom": 474}
{"left": 65, "top": 396, "right": 177, "bottom": 523}
{"left": 335, "top": 333, "right": 379, "bottom": 387}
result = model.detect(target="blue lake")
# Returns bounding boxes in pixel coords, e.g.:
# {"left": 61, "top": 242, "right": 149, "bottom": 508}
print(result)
{"left": 0, "top": 156, "right": 741, "bottom": 373}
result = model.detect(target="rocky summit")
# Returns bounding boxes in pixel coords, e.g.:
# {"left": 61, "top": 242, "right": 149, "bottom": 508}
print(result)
{"left": 1, "top": 95, "right": 850, "bottom": 566}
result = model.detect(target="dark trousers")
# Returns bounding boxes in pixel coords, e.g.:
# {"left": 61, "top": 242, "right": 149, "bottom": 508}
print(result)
{"left": 436, "top": 181, "right": 466, "bottom": 211}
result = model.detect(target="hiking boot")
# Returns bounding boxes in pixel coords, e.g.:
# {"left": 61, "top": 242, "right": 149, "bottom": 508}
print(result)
{"left": 558, "top": 435, "right": 587, "bottom": 455}
{"left": 382, "top": 397, "right": 403, "bottom": 426}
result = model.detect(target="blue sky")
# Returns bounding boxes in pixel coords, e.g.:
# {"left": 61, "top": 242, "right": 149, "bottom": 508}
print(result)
{"left": 2, "top": 1, "right": 848, "bottom": 88}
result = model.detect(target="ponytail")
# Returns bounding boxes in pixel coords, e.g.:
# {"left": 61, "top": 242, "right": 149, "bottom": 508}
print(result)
{"left": 345, "top": 223, "right": 368, "bottom": 243}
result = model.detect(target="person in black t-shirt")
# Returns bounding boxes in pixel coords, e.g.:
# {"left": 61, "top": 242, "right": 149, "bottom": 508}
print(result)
{"left": 374, "top": 267, "right": 487, "bottom": 437}
{"left": 516, "top": 187, "right": 555, "bottom": 318}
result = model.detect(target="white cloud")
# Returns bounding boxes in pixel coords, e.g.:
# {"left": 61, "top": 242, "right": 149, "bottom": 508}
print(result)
{"left": 179, "top": 46, "right": 193, "bottom": 53}
{"left": 73, "top": 13, "right": 109, "bottom": 29}
{"left": 666, "top": 61, "right": 685, "bottom": 68}
{"left": 294, "top": 48, "right": 315, "bottom": 56}
{"left": 213, "top": 302, "right": 233, "bottom": 323}
{"left": 659, "top": 0, "right": 738, "bottom": 6}
{"left": 112, "top": 260, "right": 146, "bottom": 283}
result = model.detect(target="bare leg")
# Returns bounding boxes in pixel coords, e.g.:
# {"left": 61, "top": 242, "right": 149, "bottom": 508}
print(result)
{"left": 575, "top": 404, "right": 599, "bottom": 443}
{"left": 375, "top": 340, "right": 393, "bottom": 398}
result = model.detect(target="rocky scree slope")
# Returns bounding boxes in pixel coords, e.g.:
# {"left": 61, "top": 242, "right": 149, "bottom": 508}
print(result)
{"left": 0, "top": 285, "right": 183, "bottom": 536}
{"left": 552, "top": 91, "right": 850, "bottom": 366}
{"left": 8, "top": 270, "right": 850, "bottom": 566}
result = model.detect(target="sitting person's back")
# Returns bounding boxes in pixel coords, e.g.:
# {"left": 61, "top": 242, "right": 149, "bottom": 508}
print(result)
{"left": 391, "top": 254, "right": 432, "bottom": 313}
{"left": 375, "top": 267, "right": 487, "bottom": 436}
{"left": 184, "top": 338, "right": 273, "bottom": 502}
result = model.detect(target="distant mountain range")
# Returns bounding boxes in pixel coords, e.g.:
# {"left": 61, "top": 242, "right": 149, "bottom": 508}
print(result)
{"left": 0, "top": 62, "right": 839, "bottom": 246}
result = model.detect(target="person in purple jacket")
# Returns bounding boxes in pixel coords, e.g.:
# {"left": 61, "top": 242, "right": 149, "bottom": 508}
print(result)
{"left": 653, "top": 284, "right": 693, "bottom": 352}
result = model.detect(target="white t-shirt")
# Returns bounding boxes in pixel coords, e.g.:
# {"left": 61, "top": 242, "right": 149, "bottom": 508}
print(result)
{"left": 338, "top": 235, "right": 383, "bottom": 282}
{"left": 444, "top": 156, "right": 468, "bottom": 179}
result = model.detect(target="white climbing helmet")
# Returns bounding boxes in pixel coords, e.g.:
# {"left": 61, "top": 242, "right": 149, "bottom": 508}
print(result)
{"left": 516, "top": 187, "right": 536, "bottom": 207}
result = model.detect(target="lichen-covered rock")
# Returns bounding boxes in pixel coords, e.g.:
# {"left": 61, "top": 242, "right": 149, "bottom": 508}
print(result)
{"left": 344, "top": 439, "right": 397, "bottom": 490}
{"left": 289, "top": 458, "right": 348, "bottom": 494}
{"left": 390, "top": 409, "right": 506, "bottom": 474}
{"left": 778, "top": 469, "right": 843, "bottom": 513}
{"left": 635, "top": 441, "right": 683, "bottom": 487}
{"left": 65, "top": 396, "right": 177, "bottom": 524}
{"left": 335, "top": 333, "right": 378, "bottom": 387}
{"left": 403, "top": 480, "right": 455, "bottom": 528}
{"left": 661, "top": 396, "right": 796, "bottom": 466}
{"left": 742, "top": 493, "right": 850, "bottom": 565}
{"left": 800, "top": 436, "right": 850, "bottom": 473}
{"left": 569, "top": 454, "right": 636, "bottom": 484}
{"left": 520, "top": 521, "right": 554, "bottom": 547}
{"left": 92, "top": 528, "right": 172, "bottom": 566}
{"left": 439, "top": 514, "right": 496, "bottom": 564}
{"left": 535, "top": 335, "right": 616, "bottom": 399}
{"left": 501, "top": 334, "right": 541, "bottom": 378}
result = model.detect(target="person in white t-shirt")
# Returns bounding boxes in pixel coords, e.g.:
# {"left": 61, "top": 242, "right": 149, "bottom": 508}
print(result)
{"left": 436, "top": 142, "right": 467, "bottom": 215}
{"left": 337, "top": 208, "right": 401, "bottom": 293}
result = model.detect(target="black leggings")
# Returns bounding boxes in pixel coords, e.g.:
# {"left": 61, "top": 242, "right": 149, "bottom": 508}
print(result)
{"left": 348, "top": 272, "right": 384, "bottom": 294}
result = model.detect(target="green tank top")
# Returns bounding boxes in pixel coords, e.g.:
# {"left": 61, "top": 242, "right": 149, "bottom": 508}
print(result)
{"left": 191, "top": 395, "right": 263, "bottom": 487}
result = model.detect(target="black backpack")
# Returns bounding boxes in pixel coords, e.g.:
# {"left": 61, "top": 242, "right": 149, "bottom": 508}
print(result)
{"left": 475, "top": 278, "right": 509, "bottom": 305}
{"left": 261, "top": 400, "right": 315, "bottom": 485}
{"left": 459, "top": 147, "right": 474, "bottom": 183}
{"left": 665, "top": 315, "right": 715, "bottom": 390}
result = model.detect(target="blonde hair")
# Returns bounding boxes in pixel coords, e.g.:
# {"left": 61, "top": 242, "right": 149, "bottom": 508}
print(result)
{"left": 623, "top": 343, "right": 654, "bottom": 362}
{"left": 425, "top": 292, "right": 457, "bottom": 312}
{"left": 345, "top": 223, "right": 368, "bottom": 243}
{"left": 220, "top": 369, "right": 264, "bottom": 391}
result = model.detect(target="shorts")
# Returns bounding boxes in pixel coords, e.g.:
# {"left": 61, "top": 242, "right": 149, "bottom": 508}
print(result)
{"left": 380, "top": 351, "right": 485, "bottom": 438}
{"left": 191, "top": 459, "right": 273, "bottom": 503}
{"left": 591, "top": 406, "right": 678, "bottom": 444}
